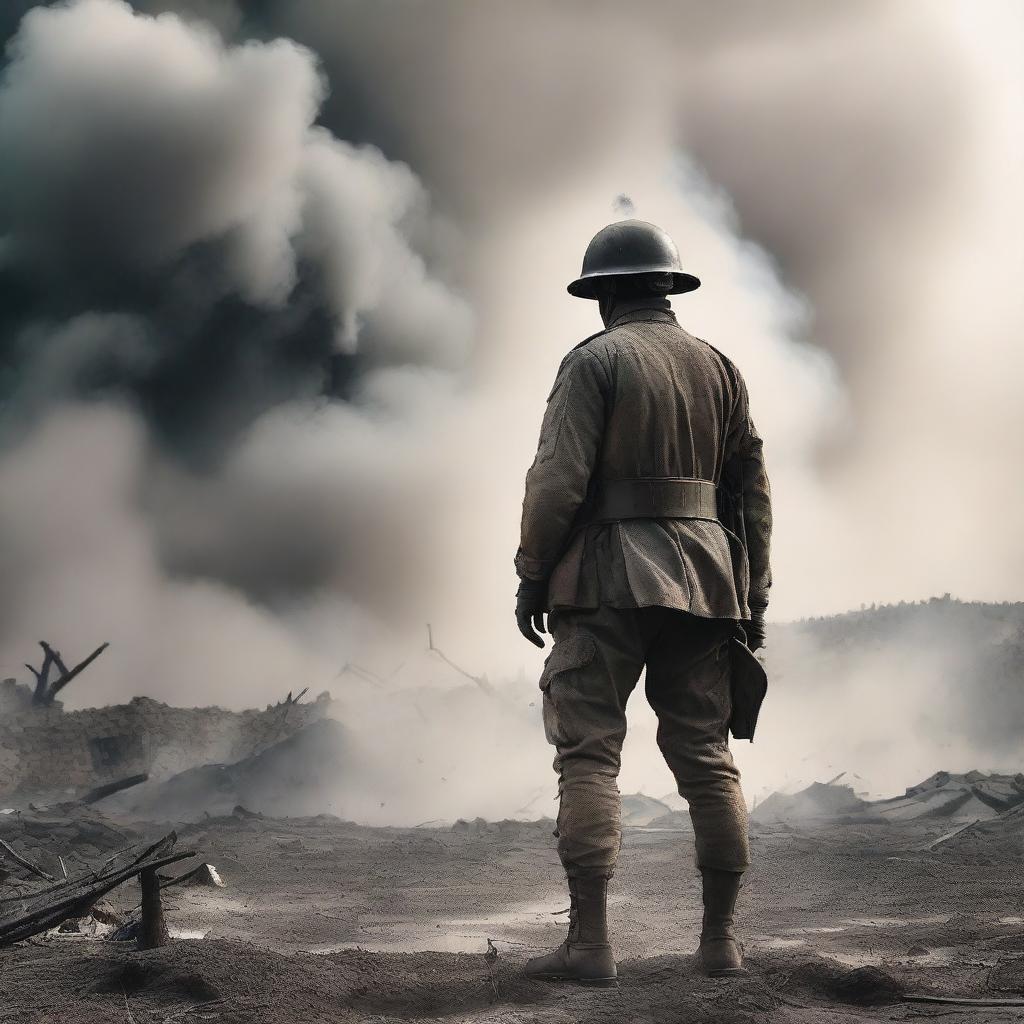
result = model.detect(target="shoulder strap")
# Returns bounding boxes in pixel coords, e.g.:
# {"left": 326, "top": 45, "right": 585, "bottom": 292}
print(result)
{"left": 572, "top": 326, "right": 612, "bottom": 351}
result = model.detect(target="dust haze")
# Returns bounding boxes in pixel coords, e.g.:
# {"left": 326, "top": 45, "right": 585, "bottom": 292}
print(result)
{"left": 0, "top": 0, "right": 1022, "bottom": 819}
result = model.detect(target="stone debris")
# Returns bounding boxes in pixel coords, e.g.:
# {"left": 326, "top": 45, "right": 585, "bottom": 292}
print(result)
{"left": 116, "top": 719, "right": 352, "bottom": 822}
{"left": 936, "top": 798, "right": 1024, "bottom": 859}
{"left": 753, "top": 781, "right": 868, "bottom": 823}
{"left": 0, "top": 806, "right": 136, "bottom": 883}
{"left": 0, "top": 685, "right": 335, "bottom": 807}
{"left": 753, "top": 769, "right": 1024, "bottom": 825}
{"left": 872, "top": 771, "right": 1024, "bottom": 822}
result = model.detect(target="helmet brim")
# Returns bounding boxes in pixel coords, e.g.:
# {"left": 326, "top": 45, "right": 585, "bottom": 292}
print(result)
{"left": 567, "top": 270, "right": 701, "bottom": 300}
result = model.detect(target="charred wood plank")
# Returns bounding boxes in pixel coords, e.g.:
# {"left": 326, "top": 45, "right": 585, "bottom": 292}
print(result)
{"left": 43, "top": 643, "right": 109, "bottom": 704}
{"left": 0, "top": 849, "right": 193, "bottom": 946}
{"left": 39, "top": 642, "right": 69, "bottom": 677}
{"left": 80, "top": 774, "right": 149, "bottom": 806}
{"left": 26, "top": 642, "right": 57, "bottom": 706}
{"left": 129, "top": 831, "right": 177, "bottom": 868}
{"left": 138, "top": 867, "right": 169, "bottom": 949}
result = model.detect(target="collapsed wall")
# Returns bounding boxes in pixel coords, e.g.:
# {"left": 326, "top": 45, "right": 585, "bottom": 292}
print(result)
{"left": 0, "top": 683, "right": 333, "bottom": 802}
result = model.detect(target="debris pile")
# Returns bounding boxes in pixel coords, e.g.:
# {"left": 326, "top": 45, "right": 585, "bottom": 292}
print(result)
{"left": 872, "top": 771, "right": 1024, "bottom": 822}
{"left": 0, "top": 679, "right": 334, "bottom": 806}
{"left": 752, "top": 781, "right": 868, "bottom": 823}
{"left": 0, "top": 806, "right": 137, "bottom": 884}
{"left": 752, "top": 769, "right": 1024, "bottom": 825}
{"left": 933, "top": 798, "right": 1024, "bottom": 860}
{"left": 0, "top": 830, "right": 195, "bottom": 948}
{"left": 114, "top": 718, "right": 353, "bottom": 821}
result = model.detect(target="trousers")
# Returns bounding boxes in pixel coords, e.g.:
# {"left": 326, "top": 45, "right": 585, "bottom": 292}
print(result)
{"left": 539, "top": 605, "right": 750, "bottom": 877}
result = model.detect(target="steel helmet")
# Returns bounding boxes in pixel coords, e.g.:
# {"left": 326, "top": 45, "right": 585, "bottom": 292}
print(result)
{"left": 567, "top": 219, "right": 700, "bottom": 299}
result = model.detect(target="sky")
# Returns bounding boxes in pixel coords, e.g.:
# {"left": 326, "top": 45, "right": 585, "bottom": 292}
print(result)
{"left": 0, "top": 2, "right": 1021, "bottom": 809}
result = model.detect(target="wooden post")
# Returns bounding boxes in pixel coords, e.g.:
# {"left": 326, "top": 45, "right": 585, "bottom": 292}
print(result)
{"left": 138, "top": 867, "right": 169, "bottom": 949}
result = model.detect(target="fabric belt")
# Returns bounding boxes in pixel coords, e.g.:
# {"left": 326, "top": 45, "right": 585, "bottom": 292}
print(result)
{"left": 591, "top": 477, "right": 718, "bottom": 522}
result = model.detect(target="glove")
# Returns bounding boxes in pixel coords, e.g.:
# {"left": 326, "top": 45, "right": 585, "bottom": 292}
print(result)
{"left": 745, "top": 609, "right": 766, "bottom": 652}
{"left": 516, "top": 578, "right": 548, "bottom": 648}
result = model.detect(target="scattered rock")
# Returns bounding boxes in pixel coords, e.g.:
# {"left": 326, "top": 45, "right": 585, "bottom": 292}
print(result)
{"left": 990, "top": 958, "right": 1024, "bottom": 993}
{"left": 753, "top": 782, "right": 867, "bottom": 823}
{"left": 451, "top": 817, "right": 494, "bottom": 834}
{"left": 621, "top": 793, "right": 673, "bottom": 827}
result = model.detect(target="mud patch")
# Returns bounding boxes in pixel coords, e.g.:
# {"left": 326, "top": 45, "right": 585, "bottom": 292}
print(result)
{"left": 781, "top": 960, "right": 905, "bottom": 1006}
{"left": 990, "top": 958, "right": 1024, "bottom": 993}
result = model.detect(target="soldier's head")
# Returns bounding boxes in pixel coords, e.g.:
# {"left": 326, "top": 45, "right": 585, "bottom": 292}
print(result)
{"left": 567, "top": 219, "right": 700, "bottom": 325}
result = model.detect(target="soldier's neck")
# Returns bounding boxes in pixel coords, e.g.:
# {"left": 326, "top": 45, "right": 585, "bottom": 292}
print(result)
{"left": 601, "top": 295, "right": 674, "bottom": 328}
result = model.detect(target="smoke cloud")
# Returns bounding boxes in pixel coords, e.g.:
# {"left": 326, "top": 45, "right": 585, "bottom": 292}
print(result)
{"left": 0, "top": 0, "right": 1022, "bottom": 814}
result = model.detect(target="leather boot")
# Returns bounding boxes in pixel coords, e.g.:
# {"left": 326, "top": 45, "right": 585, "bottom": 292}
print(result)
{"left": 699, "top": 868, "right": 747, "bottom": 977}
{"left": 524, "top": 876, "right": 617, "bottom": 986}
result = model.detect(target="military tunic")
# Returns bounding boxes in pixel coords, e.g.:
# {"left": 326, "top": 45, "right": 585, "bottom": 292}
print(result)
{"left": 516, "top": 300, "right": 771, "bottom": 619}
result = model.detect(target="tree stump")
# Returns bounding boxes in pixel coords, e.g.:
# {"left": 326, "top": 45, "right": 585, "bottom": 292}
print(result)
{"left": 138, "top": 867, "right": 169, "bottom": 949}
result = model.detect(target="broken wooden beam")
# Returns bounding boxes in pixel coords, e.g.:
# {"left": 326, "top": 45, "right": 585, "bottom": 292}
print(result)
{"left": 26, "top": 642, "right": 57, "bottom": 706}
{"left": 26, "top": 640, "right": 110, "bottom": 706}
{"left": 426, "top": 624, "right": 493, "bottom": 695}
{"left": 45, "top": 642, "right": 109, "bottom": 704}
{"left": 0, "top": 831, "right": 193, "bottom": 947}
{"left": 138, "top": 867, "right": 169, "bottom": 949}
{"left": 80, "top": 773, "right": 149, "bottom": 806}
{"left": 0, "top": 847, "right": 193, "bottom": 946}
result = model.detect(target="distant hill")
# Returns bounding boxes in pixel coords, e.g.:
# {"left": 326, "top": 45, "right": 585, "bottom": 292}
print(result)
{"left": 776, "top": 596, "right": 1024, "bottom": 653}
{"left": 765, "top": 597, "right": 1024, "bottom": 757}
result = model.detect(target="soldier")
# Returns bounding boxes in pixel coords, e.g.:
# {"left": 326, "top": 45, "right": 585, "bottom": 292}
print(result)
{"left": 515, "top": 220, "right": 772, "bottom": 985}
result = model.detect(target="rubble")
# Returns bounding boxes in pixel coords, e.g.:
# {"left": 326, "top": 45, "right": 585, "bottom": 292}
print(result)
{"left": 752, "top": 769, "right": 1024, "bottom": 825}
{"left": 935, "top": 798, "right": 1024, "bottom": 858}
{"left": 0, "top": 805, "right": 137, "bottom": 883}
{"left": 117, "top": 718, "right": 352, "bottom": 821}
{"left": 753, "top": 781, "right": 868, "bottom": 823}
{"left": 0, "top": 689, "right": 334, "bottom": 806}
{"left": 0, "top": 830, "right": 195, "bottom": 948}
{"left": 870, "top": 771, "right": 1024, "bottom": 823}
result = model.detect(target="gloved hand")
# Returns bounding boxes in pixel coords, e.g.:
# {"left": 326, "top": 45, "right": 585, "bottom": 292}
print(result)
{"left": 516, "top": 578, "right": 548, "bottom": 648}
{"left": 745, "top": 609, "right": 766, "bottom": 652}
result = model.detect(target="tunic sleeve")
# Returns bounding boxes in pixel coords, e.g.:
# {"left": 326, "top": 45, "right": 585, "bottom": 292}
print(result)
{"left": 515, "top": 347, "right": 610, "bottom": 581}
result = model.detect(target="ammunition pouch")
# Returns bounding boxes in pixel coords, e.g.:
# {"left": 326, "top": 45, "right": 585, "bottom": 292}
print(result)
{"left": 728, "top": 638, "right": 768, "bottom": 741}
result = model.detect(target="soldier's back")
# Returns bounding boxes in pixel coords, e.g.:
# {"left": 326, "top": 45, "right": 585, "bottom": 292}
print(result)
{"left": 588, "top": 317, "right": 738, "bottom": 486}
{"left": 546, "top": 312, "right": 749, "bottom": 619}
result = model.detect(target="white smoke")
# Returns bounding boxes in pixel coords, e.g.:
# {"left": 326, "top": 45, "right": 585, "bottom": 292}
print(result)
{"left": 0, "top": 0, "right": 1022, "bottom": 817}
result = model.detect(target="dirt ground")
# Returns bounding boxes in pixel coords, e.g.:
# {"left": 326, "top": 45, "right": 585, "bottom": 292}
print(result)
{"left": 3, "top": 814, "right": 1024, "bottom": 1023}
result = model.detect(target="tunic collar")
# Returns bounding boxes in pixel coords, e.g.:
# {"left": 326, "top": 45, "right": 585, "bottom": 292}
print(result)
{"left": 604, "top": 297, "right": 678, "bottom": 329}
